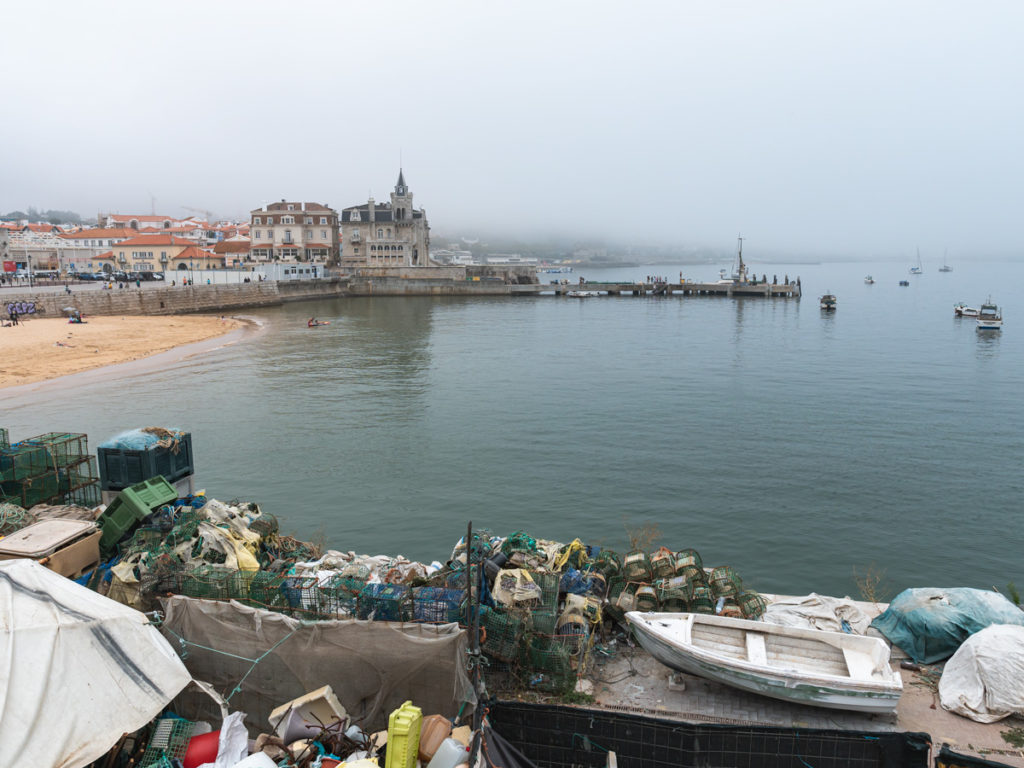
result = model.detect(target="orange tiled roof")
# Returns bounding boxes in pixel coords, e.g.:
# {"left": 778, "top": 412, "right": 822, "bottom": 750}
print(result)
{"left": 59, "top": 228, "right": 136, "bottom": 240}
{"left": 112, "top": 234, "right": 194, "bottom": 247}
{"left": 213, "top": 240, "right": 251, "bottom": 253}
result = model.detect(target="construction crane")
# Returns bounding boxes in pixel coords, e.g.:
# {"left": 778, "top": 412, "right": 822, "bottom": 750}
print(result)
{"left": 180, "top": 205, "right": 216, "bottom": 224}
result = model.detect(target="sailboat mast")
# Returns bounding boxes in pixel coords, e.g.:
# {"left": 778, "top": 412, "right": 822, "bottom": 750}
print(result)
{"left": 737, "top": 235, "right": 745, "bottom": 282}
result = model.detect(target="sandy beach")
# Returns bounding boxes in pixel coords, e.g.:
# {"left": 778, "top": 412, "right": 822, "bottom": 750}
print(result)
{"left": 0, "top": 314, "right": 244, "bottom": 389}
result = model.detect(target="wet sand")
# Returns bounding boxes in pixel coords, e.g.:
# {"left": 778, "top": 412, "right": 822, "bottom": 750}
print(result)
{"left": 0, "top": 315, "right": 245, "bottom": 389}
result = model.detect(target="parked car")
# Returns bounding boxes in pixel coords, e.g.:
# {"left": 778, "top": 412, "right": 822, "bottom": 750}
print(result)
{"left": 151, "top": 272, "right": 165, "bottom": 281}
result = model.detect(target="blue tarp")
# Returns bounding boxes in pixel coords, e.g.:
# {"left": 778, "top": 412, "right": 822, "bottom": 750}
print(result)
{"left": 871, "top": 587, "right": 1024, "bottom": 664}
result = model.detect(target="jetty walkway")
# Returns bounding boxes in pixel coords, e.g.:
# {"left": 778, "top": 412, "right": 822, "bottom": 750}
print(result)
{"left": 541, "top": 280, "right": 801, "bottom": 298}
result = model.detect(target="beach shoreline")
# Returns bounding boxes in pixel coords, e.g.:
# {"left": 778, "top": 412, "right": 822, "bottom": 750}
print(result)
{"left": 0, "top": 314, "right": 256, "bottom": 391}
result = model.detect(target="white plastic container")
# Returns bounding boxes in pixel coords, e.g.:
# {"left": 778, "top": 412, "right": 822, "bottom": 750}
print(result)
{"left": 426, "top": 737, "right": 469, "bottom": 768}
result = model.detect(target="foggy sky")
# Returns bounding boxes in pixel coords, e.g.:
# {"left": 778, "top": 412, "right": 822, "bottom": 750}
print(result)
{"left": 2, "top": 1, "right": 1021, "bottom": 258}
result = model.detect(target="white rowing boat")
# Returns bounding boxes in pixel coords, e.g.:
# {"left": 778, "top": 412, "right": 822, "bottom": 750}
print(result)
{"left": 626, "top": 611, "right": 902, "bottom": 713}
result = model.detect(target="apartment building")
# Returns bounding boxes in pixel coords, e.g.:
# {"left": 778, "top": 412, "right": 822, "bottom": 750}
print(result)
{"left": 249, "top": 201, "right": 339, "bottom": 266}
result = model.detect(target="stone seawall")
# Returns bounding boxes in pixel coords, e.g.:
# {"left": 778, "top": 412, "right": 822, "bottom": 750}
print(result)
{"left": 1, "top": 278, "right": 349, "bottom": 318}
{"left": 0, "top": 275, "right": 539, "bottom": 318}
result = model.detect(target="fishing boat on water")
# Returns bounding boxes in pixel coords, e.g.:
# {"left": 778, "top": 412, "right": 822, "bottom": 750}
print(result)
{"left": 819, "top": 293, "right": 837, "bottom": 311}
{"left": 977, "top": 299, "right": 1002, "bottom": 330}
{"left": 954, "top": 302, "right": 979, "bottom": 318}
{"left": 566, "top": 290, "right": 599, "bottom": 298}
{"left": 864, "top": 276, "right": 875, "bottom": 284}
{"left": 626, "top": 612, "right": 903, "bottom": 713}
{"left": 899, "top": 280, "right": 910, "bottom": 287}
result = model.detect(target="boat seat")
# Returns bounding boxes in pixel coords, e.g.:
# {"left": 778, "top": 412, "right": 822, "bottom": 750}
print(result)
{"left": 842, "top": 647, "right": 876, "bottom": 680}
{"left": 745, "top": 631, "right": 768, "bottom": 666}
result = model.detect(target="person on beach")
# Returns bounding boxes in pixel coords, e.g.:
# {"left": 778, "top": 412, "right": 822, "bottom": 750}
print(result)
{"left": 9, "top": 308, "right": 18, "bottom": 326}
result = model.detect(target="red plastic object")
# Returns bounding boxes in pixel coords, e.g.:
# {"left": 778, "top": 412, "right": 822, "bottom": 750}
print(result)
{"left": 320, "top": 760, "right": 341, "bottom": 768}
{"left": 183, "top": 730, "right": 220, "bottom": 768}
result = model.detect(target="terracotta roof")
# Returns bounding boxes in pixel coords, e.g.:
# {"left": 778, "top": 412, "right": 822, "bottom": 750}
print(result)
{"left": 112, "top": 234, "right": 200, "bottom": 247}
{"left": 213, "top": 240, "right": 251, "bottom": 253}
{"left": 172, "top": 246, "right": 222, "bottom": 260}
{"left": 96, "top": 251, "right": 114, "bottom": 259}
{"left": 59, "top": 228, "right": 136, "bottom": 240}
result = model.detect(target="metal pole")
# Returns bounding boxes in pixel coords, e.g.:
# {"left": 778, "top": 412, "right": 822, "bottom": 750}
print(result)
{"left": 467, "top": 520, "right": 485, "bottom": 765}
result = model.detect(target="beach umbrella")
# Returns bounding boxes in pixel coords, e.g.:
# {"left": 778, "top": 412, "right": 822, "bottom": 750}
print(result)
{"left": 0, "top": 559, "right": 192, "bottom": 768}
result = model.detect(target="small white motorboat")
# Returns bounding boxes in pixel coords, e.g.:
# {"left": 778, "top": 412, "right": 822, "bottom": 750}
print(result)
{"left": 954, "top": 302, "right": 979, "bottom": 318}
{"left": 977, "top": 299, "right": 1002, "bottom": 330}
{"left": 864, "top": 276, "right": 875, "bottom": 284}
{"left": 566, "top": 290, "right": 599, "bottom": 298}
{"left": 819, "top": 293, "right": 837, "bottom": 311}
{"left": 626, "top": 611, "right": 903, "bottom": 713}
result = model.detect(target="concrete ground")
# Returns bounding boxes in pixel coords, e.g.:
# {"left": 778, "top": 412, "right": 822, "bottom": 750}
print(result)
{"left": 585, "top": 641, "right": 1024, "bottom": 767}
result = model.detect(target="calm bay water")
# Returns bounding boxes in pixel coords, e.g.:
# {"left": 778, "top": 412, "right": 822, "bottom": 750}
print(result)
{"left": 4, "top": 259, "right": 1021, "bottom": 598}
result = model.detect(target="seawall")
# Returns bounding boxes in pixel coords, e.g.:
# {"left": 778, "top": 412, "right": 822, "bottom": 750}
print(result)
{"left": 1, "top": 275, "right": 539, "bottom": 318}
{"left": 1, "top": 279, "right": 350, "bottom": 318}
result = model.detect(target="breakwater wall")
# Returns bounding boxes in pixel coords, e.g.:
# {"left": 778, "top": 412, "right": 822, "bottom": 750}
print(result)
{"left": 1, "top": 279, "right": 350, "bottom": 317}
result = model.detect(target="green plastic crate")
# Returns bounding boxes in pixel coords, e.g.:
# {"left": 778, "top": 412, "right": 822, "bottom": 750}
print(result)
{"left": 98, "top": 476, "right": 178, "bottom": 556}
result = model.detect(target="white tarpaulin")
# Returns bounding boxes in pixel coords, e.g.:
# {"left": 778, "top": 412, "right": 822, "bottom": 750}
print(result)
{"left": 0, "top": 559, "right": 192, "bottom": 768}
{"left": 762, "top": 593, "right": 872, "bottom": 634}
{"left": 939, "top": 624, "right": 1024, "bottom": 723}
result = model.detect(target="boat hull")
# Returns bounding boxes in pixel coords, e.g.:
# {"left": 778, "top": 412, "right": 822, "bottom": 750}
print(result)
{"left": 627, "top": 613, "right": 902, "bottom": 714}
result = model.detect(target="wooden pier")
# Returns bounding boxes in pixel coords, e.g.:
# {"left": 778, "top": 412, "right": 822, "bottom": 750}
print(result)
{"left": 542, "top": 280, "right": 801, "bottom": 298}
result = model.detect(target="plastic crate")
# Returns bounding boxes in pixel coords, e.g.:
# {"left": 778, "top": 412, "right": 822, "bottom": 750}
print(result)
{"left": 97, "top": 476, "right": 178, "bottom": 556}
{"left": 385, "top": 700, "right": 422, "bottom": 768}
{"left": 97, "top": 433, "right": 194, "bottom": 491}
{"left": 139, "top": 716, "right": 196, "bottom": 767}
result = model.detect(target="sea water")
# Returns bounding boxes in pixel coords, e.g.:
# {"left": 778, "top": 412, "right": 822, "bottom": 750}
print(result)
{"left": 3, "top": 258, "right": 1021, "bottom": 598}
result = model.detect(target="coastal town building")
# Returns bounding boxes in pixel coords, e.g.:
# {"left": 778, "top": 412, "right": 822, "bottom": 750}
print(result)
{"left": 111, "top": 234, "right": 222, "bottom": 274}
{"left": 97, "top": 213, "right": 196, "bottom": 231}
{"left": 213, "top": 237, "right": 251, "bottom": 268}
{"left": 339, "top": 170, "right": 431, "bottom": 270}
{"left": 249, "top": 201, "right": 339, "bottom": 266}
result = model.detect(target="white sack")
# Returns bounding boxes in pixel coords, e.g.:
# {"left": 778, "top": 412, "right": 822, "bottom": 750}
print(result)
{"left": 762, "top": 593, "right": 872, "bottom": 634}
{"left": 0, "top": 559, "right": 192, "bottom": 768}
{"left": 939, "top": 624, "right": 1024, "bottom": 723}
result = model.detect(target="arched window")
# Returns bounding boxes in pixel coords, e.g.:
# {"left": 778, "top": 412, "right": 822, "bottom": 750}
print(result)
{"left": 377, "top": 228, "right": 383, "bottom": 238}
{"left": 387, "top": 228, "right": 392, "bottom": 237}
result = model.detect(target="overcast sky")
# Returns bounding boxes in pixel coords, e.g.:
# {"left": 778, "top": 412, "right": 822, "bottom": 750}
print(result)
{"left": 2, "top": 1, "right": 1021, "bottom": 257}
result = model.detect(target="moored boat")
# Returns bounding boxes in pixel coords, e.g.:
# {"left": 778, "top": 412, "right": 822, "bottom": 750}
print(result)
{"left": 819, "top": 293, "right": 837, "bottom": 311}
{"left": 864, "top": 276, "right": 875, "bottom": 284}
{"left": 977, "top": 299, "right": 1002, "bottom": 330}
{"left": 566, "top": 290, "right": 599, "bottom": 298}
{"left": 626, "top": 611, "right": 903, "bottom": 713}
{"left": 910, "top": 248, "right": 923, "bottom": 275}
{"left": 954, "top": 302, "right": 979, "bottom": 318}
{"left": 899, "top": 280, "right": 910, "bottom": 286}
